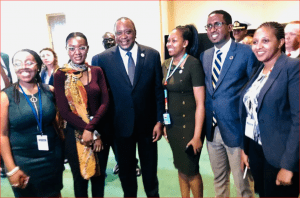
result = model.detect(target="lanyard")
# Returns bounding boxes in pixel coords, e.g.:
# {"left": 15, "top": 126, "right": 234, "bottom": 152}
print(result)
{"left": 164, "top": 53, "right": 187, "bottom": 111}
{"left": 19, "top": 84, "right": 43, "bottom": 135}
{"left": 164, "top": 53, "right": 188, "bottom": 85}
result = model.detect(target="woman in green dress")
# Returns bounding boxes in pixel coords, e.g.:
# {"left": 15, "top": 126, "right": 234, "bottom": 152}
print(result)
{"left": 1, "top": 49, "right": 64, "bottom": 197}
{"left": 162, "top": 24, "right": 205, "bottom": 197}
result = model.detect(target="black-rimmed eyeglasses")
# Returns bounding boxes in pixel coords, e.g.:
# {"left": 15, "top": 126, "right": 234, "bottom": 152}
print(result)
{"left": 205, "top": 22, "right": 226, "bottom": 31}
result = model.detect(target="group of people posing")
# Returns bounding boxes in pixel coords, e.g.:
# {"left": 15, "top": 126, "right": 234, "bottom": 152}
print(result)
{"left": 1, "top": 9, "right": 299, "bottom": 198}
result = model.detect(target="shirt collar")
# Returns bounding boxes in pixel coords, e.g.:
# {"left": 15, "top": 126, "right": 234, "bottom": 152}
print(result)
{"left": 118, "top": 42, "right": 138, "bottom": 58}
{"left": 286, "top": 48, "right": 300, "bottom": 58}
{"left": 214, "top": 39, "right": 232, "bottom": 54}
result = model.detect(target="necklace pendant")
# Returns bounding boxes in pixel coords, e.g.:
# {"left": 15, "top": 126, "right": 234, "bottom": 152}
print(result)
{"left": 30, "top": 95, "right": 38, "bottom": 103}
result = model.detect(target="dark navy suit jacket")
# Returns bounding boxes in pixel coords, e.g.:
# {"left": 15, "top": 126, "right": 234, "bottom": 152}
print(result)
{"left": 40, "top": 68, "right": 54, "bottom": 86}
{"left": 91, "top": 44, "right": 164, "bottom": 137}
{"left": 200, "top": 40, "right": 258, "bottom": 147}
{"left": 239, "top": 53, "right": 299, "bottom": 172}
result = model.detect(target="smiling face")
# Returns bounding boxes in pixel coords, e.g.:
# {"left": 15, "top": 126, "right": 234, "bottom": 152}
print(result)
{"left": 207, "top": 13, "right": 232, "bottom": 48}
{"left": 284, "top": 23, "right": 300, "bottom": 52}
{"left": 115, "top": 19, "right": 136, "bottom": 51}
{"left": 13, "top": 51, "right": 38, "bottom": 83}
{"left": 67, "top": 36, "right": 89, "bottom": 65}
{"left": 252, "top": 26, "right": 284, "bottom": 65}
{"left": 166, "top": 29, "right": 188, "bottom": 58}
{"left": 40, "top": 50, "right": 54, "bottom": 66}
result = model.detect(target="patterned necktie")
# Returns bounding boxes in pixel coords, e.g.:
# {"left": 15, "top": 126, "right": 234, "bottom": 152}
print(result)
{"left": 212, "top": 50, "right": 222, "bottom": 90}
{"left": 212, "top": 50, "right": 222, "bottom": 127}
{"left": 126, "top": 51, "right": 135, "bottom": 85}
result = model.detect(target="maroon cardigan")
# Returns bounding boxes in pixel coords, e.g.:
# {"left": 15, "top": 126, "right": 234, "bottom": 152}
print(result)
{"left": 54, "top": 66, "right": 109, "bottom": 132}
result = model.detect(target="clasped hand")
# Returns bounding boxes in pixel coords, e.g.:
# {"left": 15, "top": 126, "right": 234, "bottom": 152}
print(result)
{"left": 9, "top": 169, "right": 29, "bottom": 189}
{"left": 81, "top": 130, "right": 103, "bottom": 152}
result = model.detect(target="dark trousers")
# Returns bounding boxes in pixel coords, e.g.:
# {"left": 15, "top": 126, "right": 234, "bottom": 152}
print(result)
{"left": 248, "top": 139, "right": 299, "bottom": 197}
{"left": 65, "top": 125, "right": 110, "bottom": 197}
{"left": 115, "top": 132, "right": 159, "bottom": 197}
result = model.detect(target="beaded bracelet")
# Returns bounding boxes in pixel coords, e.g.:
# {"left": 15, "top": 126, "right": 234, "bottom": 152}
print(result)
{"left": 6, "top": 166, "right": 20, "bottom": 177}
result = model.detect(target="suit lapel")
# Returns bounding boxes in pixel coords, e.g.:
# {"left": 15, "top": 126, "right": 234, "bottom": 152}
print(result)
{"left": 114, "top": 47, "right": 132, "bottom": 86}
{"left": 133, "top": 45, "right": 145, "bottom": 89}
{"left": 214, "top": 41, "right": 236, "bottom": 91}
{"left": 257, "top": 53, "right": 286, "bottom": 112}
{"left": 206, "top": 48, "right": 215, "bottom": 95}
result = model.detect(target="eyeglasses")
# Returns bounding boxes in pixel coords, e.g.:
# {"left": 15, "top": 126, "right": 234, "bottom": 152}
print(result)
{"left": 13, "top": 60, "right": 37, "bottom": 69}
{"left": 103, "top": 38, "right": 115, "bottom": 42}
{"left": 205, "top": 22, "right": 226, "bottom": 31}
{"left": 67, "top": 46, "right": 88, "bottom": 52}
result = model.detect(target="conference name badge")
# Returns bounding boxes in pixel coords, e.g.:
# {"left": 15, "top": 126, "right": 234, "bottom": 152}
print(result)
{"left": 245, "top": 117, "right": 254, "bottom": 140}
{"left": 37, "top": 135, "right": 49, "bottom": 151}
{"left": 163, "top": 113, "right": 171, "bottom": 125}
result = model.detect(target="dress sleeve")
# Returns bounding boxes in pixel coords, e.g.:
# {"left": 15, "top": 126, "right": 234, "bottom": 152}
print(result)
{"left": 189, "top": 57, "right": 205, "bottom": 87}
{"left": 54, "top": 70, "right": 88, "bottom": 131}
{"left": 84, "top": 67, "right": 109, "bottom": 132}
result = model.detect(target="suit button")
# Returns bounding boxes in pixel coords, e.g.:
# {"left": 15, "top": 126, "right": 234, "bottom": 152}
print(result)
{"left": 182, "top": 101, "right": 185, "bottom": 105}
{"left": 212, "top": 96, "right": 215, "bottom": 100}
{"left": 183, "top": 137, "right": 185, "bottom": 139}
{"left": 180, "top": 80, "right": 183, "bottom": 82}
{"left": 182, "top": 91, "right": 184, "bottom": 93}
{"left": 183, "top": 125, "right": 186, "bottom": 128}
{"left": 260, "top": 120, "right": 264, "bottom": 124}
{"left": 183, "top": 114, "right": 186, "bottom": 117}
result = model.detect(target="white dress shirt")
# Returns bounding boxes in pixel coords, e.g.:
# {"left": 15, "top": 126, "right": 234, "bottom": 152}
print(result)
{"left": 286, "top": 48, "right": 300, "bottom": 58}
{"left": 212, "top": 39, "right": 232, "bottom": 72}
{"left": 118, "top": 43, "right": 138, "bottom": 74}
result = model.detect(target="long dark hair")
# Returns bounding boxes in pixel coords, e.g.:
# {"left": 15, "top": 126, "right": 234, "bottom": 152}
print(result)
{"left": 175, "top": 24, "right": 199, "bottom": 57}
{"left": 11, "top": 49, "right": 44, "bottom": 104}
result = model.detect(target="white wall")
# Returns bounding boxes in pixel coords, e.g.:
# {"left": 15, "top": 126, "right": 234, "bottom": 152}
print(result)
{"left": 169, "top": 1, "right": 299, "bottom": 33}
{"left": 1, "top": 1, "right": 161, "bottom": 65}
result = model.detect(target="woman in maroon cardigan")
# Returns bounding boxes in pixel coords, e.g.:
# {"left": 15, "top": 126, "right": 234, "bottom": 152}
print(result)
{"left": 54, "top": 32, "right": 109, "bottom": 197}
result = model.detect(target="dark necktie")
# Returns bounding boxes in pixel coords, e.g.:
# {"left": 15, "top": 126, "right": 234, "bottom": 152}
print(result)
{"left": 126, "top": 51, "right": 135, "bottom": 85}
{"left": 212, "top": 50, "right": 222, "bottom": 90}
{"left": 212, "top": 50, "right": 222, "bottom": 127}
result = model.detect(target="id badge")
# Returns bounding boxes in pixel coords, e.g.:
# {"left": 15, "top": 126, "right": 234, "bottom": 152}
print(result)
{"left": 163, "top": 113, "right": 171, "bottom": 125}
{"left": 245, "top": 117, "right": 254, "bottom": 140}
{"left": 37, "top": 135, "right": 49, "bottom": 151}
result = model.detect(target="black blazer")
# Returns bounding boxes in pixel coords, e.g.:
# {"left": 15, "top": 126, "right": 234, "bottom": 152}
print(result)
{"left": 239, "top": 53, "right": 299, "bottom": 172}
{"left": 92, "top": 44, "right": 164, "bottom": 137}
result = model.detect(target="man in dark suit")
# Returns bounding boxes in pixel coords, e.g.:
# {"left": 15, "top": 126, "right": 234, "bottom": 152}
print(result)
{"left": 200, "top": 10, "right": 258, "bottom": 197}
{"left": 100, "top": 31, "right": 141, "bottom": 176}
{"left": 92, "top": 17, "right": 164, "bottom": 197}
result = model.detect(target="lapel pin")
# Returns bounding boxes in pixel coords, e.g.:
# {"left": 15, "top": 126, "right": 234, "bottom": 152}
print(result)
{"left": 229, "top": 56, "right": 233, "bottom": 60}
{"left": 141, "top": 53, "right": 145, "bottom": 57}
